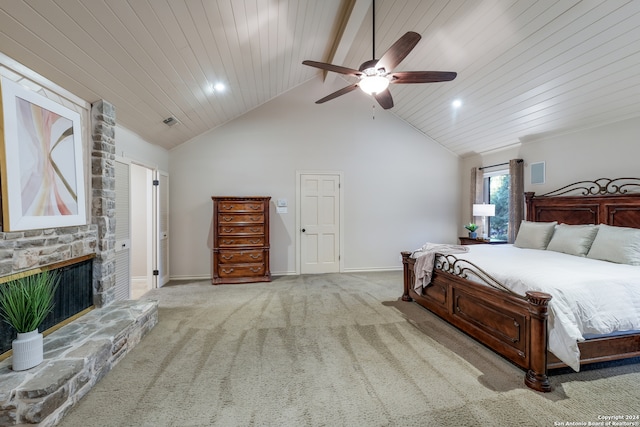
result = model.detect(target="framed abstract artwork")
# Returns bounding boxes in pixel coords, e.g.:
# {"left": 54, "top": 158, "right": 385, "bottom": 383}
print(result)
{"left": 0, "top": 77, "right": 86, "bottom": 231}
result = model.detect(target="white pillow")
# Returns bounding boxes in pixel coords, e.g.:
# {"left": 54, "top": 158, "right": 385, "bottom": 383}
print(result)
{"left": 514, "top": 221, "right": 557, "bottom": 250}
{"left": 586, "top": 224, "right": 640, "bottom": 265}
{"left": 546, "top": 224, "right": 599, "bottom": 257}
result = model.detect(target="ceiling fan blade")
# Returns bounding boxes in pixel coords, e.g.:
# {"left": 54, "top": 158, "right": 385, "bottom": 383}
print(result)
{"left": 373, "top": 89, "right": 394, "bottom": 109}
{"left": 302, "top": 60, "right": 362, "bottom": 77}
{"left": 315, "top": 84, "right": 360, "bottom": 104}
{"left": 376, "top": 31, "right": 422, "bottom": 73}
{"left": 389, "top": 71, "right": 457, "bottom": 84}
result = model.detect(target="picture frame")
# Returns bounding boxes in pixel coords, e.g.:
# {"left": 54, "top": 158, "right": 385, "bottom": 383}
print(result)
{"left": 0, "top": 77, "right": 86, "bottom": 231}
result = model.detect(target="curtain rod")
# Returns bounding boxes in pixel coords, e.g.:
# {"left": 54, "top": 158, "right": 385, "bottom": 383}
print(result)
{"left": 479, "top": 159, "right": 523, "bottom": 170}
{"left": 479, "top": 162, "right": 508, "bottom": 170}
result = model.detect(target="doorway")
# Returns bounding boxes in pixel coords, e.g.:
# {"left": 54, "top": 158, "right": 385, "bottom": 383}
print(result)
{"left": 114, "top": 158, "right": 170, "bottom": 301}
{"left": 130, "top": 163, "right": 153, "bottom": 299}
{"left": 296, "top": 172, "right": 344, "bottom": 274}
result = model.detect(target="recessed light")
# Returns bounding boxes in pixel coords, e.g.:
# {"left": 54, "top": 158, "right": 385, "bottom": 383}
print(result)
{"left": 206, "top": 82, "right": 225, "bottom": 94}
{"left": 452, "top": 99, "right": 462, "bottom": 108}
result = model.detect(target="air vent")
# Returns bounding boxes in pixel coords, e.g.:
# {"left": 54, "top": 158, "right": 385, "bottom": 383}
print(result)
{"left": 162, "top": 116, "right": 180, "bottom": 127}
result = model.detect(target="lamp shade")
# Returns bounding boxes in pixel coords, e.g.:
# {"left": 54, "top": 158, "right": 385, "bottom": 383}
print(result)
{"left": 359, "top": 75, "right": 390, "bottom": 94}
{"left": 473, "top": 204, "right": 495, "bottom": 217}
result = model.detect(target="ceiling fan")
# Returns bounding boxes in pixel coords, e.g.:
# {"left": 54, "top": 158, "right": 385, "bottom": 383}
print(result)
{"left": 302, "top": 0, "right": 457, "bottom": 109}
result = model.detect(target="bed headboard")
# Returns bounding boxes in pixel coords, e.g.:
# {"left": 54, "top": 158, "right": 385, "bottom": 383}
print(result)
{"left": 525, "top": 178, "right": 640, "bottom": 229}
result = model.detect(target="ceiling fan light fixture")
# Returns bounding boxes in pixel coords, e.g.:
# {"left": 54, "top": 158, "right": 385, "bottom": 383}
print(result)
{"left": 359, "top": 75, "right": 389, "bottom": 95}
{"left": 301, "top": 0, "right": 456, "bottom": 108}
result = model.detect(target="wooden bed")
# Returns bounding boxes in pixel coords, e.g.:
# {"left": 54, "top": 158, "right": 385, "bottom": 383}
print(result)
{"left": 401, "top": 177, "right": 640, "bottom": 392}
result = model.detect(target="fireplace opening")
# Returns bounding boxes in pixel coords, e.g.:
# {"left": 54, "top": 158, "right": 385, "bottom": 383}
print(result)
{"left": 0, "top": 254, "right": 95, "bottom": 357}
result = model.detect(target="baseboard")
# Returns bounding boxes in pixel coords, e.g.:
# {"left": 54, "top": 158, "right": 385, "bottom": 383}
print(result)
{"left": 168, "top": 274, "right": 211, "bottom": 282}
{"left": 271, "top": 271, "right": 297, "bottom": 276}
{"left": 169, "top": 268, "right": 401, "bottom": 282}
{"left": 342, "top": 266, "right": 403, "bottom": 273}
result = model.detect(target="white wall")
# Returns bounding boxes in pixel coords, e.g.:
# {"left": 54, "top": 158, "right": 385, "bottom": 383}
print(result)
{"left": 169, "top": 77, "right": 461, "bottom": 279}
{"left": 115, "top": 125, "right": 170, "bottom": 171}
{"left": 460, "top": 117, "right": 640, "bottom": 224}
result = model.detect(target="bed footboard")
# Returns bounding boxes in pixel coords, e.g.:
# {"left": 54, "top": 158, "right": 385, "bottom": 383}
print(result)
{"left": 401, "top": 251, "right": 552, "bottom": 392}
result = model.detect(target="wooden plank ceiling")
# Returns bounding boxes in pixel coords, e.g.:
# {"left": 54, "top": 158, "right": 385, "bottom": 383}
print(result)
{"left": 1, "top": 0, "right": 639, "bottom": 156}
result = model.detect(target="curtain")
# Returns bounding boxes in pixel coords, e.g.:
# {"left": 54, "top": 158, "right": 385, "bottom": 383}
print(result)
{"left": 470, "top": 166, "right": 484, "bottom": 222}
{"left": 508, "top": 159, "right": 524, "bottom": 243}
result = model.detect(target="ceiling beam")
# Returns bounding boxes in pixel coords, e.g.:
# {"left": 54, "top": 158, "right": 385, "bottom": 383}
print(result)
{"left": 322, "top": 0, "right": 371, "bottom": 85}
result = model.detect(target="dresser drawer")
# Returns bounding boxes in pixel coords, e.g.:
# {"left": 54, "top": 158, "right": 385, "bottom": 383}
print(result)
{"left": 218, "top": 236, "right": 265, "bottom": 247}
{"left": 212, "top": 196, "right": 271, "bottom": 284}
{"left": 218, "top": 213, "right": 264, "bottom": 224}
{"left": 218, "top": 224, "right": 264, "bottom": 235}
{"left": 217, "top": 250, "right": 264, "bottom": 264}
{"left": 217, "top": 263, "right": 265, "bottom": 278}
{"left": 218, "top": 201, "right": 265, "bottom": 213}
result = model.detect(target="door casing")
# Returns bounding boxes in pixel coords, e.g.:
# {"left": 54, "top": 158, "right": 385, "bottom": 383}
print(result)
{"left": 296, "top": 171, "right": 344, "bottom": 275}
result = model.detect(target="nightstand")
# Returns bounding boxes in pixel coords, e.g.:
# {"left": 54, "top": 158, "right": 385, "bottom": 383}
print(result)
{"left": 459, "top": 237, "right": 508, "bottom": 245}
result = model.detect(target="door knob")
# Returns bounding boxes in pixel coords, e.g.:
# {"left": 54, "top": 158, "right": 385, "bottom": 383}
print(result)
{"left": 301, "top": 228, "right": 306, "bottom": 232}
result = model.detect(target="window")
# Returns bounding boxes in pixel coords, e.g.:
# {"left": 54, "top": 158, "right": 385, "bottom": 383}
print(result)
{"left": 483, "top": 171, "right": 509, "bottom": 241}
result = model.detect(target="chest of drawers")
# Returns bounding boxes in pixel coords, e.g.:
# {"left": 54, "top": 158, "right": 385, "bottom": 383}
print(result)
{"left": 212, "top": 196, "right": 271, "bottom": 284}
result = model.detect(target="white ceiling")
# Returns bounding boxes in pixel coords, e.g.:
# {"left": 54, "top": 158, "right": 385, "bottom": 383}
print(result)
{"left": 1, "top": 0, "right": 639, "bottom": 156}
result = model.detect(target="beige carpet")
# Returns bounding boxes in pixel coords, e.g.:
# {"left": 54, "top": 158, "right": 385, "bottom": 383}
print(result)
{"left": 59, "top": 272, "right": 640, "bottom": 427}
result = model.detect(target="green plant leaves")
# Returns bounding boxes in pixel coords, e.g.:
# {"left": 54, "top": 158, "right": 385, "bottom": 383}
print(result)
{"left": 464, "top": 223, "right": 478, "bottom": 232}
{"left": 0, "top": 271, "right": 59, "bottom": 333}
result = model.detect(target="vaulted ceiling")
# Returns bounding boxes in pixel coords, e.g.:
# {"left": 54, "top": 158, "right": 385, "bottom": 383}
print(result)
{"left": 1, "top": 0, "right": 639, "bottom": 156}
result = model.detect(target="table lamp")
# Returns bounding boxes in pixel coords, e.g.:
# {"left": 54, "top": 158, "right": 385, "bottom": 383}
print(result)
{"left": 473, "top": 203, "right": 496, "bottom": 239}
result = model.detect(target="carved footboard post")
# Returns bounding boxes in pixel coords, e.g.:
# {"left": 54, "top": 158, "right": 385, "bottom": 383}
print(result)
{"left": 401, "top": 251, "right": 413, "bottom": 302}
{"left": 524, "top": 291, "right": 553, "bottom": 392}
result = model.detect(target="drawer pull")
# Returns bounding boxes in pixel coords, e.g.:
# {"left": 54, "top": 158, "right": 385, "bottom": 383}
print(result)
{"left": 249, "top": 267, "right": 261, "bottom": 273}
{"left": 223, "top": 228, "right": 234, "bottom": 233}
{"left": 250, "top": 227, "right": 260, "bottom": 232}
{"left": 249, "top": 254, "right": 260, "bottom": 259}
{"left": 222, "top": 268, "right": 234, "bottom": 274}
{"left": 221, "top": 254, "right": 234, "bottom": 260}
{"left": 250, "top": 217, "right": 261, "bottom": 221}
{"left": 222, "top": 205, "right": 233, "bottom": 210}
{"left": 250, "top": 239, "right": 261, "bottom": 244}
{"left": 249, "top": 205, "right": 260, "bottom": 210}
{"left": 222, "top": 216, "right": 234, "bottom": 222}
{"left": 222, "top": 240, "right": 235, "bottom": 244}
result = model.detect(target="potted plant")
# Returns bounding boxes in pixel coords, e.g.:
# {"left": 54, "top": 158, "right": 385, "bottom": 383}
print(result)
{"left": 464, "top": 223, "right": 479, "bottom": 239}
{"left": 0, "top": 270, "right": 58, "bottom": 371}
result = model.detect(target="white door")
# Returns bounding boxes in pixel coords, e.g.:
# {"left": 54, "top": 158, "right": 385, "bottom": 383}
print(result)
{"left": 299, "top": 173, "right": 342, "bottom": 274}
{"left": 130, "top": 163, "right": 154, "bottom": 299}
{"left": 154, "top": 170, "right": 170, "bottom": 287}
{"left": 114, "top": 158, "right": 131, "bottom": 300}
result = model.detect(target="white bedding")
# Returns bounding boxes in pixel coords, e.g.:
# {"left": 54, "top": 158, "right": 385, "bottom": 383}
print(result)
{"left": 428, "top": 244, "right": 640, "bottom": 370}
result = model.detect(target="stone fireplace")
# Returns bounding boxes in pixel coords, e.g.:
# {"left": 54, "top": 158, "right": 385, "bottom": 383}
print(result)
{"left": 0, "top": 100, "right": 116, "bottom": 358}
{"left": 0, "top": 100, "right": 158, "bottom": 426}
{"left": 0, "top": 255, "right": 95, "bottom": 355}
{"left": 0, "top": 100, "right": 116, "bottom": 306}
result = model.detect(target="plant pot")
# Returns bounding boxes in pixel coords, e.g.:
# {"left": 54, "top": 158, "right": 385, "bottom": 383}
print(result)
{"left": 468, "top": 232, "right": 478, "bottom": 239}
{"left": 12, "top": 329, "right": 43, "bottom": 371}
